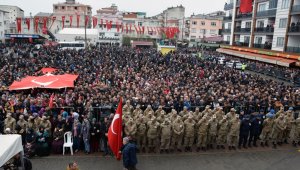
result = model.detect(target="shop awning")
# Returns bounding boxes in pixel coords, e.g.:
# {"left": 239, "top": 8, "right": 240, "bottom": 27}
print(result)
{"left": 217, "top": 48, "right": 296, "bottom": 67}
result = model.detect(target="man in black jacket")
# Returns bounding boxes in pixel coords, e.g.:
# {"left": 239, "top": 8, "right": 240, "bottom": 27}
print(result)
{"left": 122, "top": 137, "right": 138, "bottom": 170}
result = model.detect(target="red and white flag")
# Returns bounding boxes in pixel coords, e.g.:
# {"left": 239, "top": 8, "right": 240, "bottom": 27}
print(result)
{"left": 16, "top": 18, "right": 22, "bottom": 33}
{"left": 49, "top": 93, "right": 55, "bottom": 108}
{"left": 108, "top": 98, "right": 123, "bottom": 160}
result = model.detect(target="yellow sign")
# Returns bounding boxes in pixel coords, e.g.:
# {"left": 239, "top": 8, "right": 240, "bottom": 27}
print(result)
{"left": 160, "top": 47, "right": 175, "bottom": 55}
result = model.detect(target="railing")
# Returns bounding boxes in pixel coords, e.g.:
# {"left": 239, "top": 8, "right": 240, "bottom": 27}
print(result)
{"left": 292, "top": 5, "right": 300, "bottom": 13}
{"left": 236, "top": 13, "right": 252, "bottom": 20}
{"left": 222, "top": 29, "right": 232, "bottom": 33}
{"left": 286, "top": 46, "right": 300, "bottom": 53}
{"left": 256, "top": 9, "right": 276, "bottom": 18}
{"left": 234, "top": 42, "right": 249, "bottom": 47}
{"left": 255, "top": 27, "right": 274, "bottom": 33}
{"left": 289, "top": 25, "right": 300, "bottom": 33}
{"left": 223, "top": 16, "right": 233, "bottom": 21}
{"left": 224, "top": 3, "right": 234, "bottom": 10}
{"left": 235, "top": 27, "right": 251, "bottom": 33}
{"left": 253, "top": 43, "right": 272, "bottom": 50}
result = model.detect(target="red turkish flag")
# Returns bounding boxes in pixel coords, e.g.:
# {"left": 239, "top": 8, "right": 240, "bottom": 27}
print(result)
{"left": 70, "top": 15, "right": 73, "bottom": 27}
{"left": 43, "top": 17, "right": 48, "bottom": 30}
{"left": 49, "top": 93, "right": 55, "bottom": 108}
{"left": 85, "top": 16, "right": 89, "bottom": 27}
{"left": 25, "top": 18, "right": 30, "bottom": 30}
{"left": 109, "top": 21, "right": 113, "bottom": 30}
{"left": 134, "top": 25, "right": 139, "bottom": 34}
{"left": 16, "top": 18, "right": 22, "bottom": 33}
{"left": 62, "top": 16, "right": 65, "bottom": 29}
{"left": 108, "top": 98, "right": 123, "bottom": 160}
{"left": 116, "top": 21, "right": 120, "bottom": 32}
{"left": 126, "top": 24, "right": 128, "bottom": 34}
{"left": 240, "top": 0, "right": 252, "bottom": 13}
{"left": 142, "top": 26, "right": 145, "bottom": 34}
{"left": 92, "top": 17, "right": 97, "bottom": 28}
{"left": 34, "top": 17, "right": 39, "bottom": 33}
{"left": 76, "top": 15, "right": 80, "bottom": 28}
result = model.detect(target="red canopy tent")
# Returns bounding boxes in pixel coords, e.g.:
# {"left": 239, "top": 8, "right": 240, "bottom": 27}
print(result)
{"left": 9, "top": 74, "right": 78, "bottom": 90}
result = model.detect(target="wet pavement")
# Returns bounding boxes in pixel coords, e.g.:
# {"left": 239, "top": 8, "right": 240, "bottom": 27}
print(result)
{"left": 31, "top": 147, "right": 300, "bottom": 170}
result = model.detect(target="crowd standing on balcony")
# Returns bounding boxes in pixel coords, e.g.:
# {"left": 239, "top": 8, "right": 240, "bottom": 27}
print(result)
{"left": 0, "top": 43, "right": 299, "bottom": 158}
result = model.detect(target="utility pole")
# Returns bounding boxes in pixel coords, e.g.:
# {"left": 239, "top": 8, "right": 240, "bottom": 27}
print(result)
{"left": 84, "top": 8, "right": 87, "bottom": 49}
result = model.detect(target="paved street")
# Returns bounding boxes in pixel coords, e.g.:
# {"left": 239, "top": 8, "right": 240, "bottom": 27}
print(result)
{"left": 31, "top": 148, "right": 300, "bottom": 170}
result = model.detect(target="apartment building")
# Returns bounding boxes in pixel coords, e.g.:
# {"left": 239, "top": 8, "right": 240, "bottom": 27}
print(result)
{"left": 222, "top": 0, "right": 300, "bottom": 54}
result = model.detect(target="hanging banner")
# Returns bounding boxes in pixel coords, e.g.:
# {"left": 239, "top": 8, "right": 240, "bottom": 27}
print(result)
{"left": 34, "top": 17, "right": 39, "bottom": 33}
{"left": 61, "top": 16, "right": 65, "bottom": 29}
{"left": 85, "top": 15, "right": 89, "bottom": 27}
{"left": 142, "top": 26, "right": 145, "bottom": 34}
{"left": 43, "top": 17, "right": 48, "bottom": 30}
{"left": 70, "top": 15, "right": 73, "bottom": 27}
{"left": 25, "top": 18, "right": 30, "bottom": 30}
{"left": 240, "top": 0, "right": 253, "bottom": 13}
{"left": 16, "top": 18, "right": 22, "bottom": 33}
{"left": 121, "top": 23, "right": 124, "bottom": 32}
{"left": 130, "top": 24, "right": 132, "bottom": 33}
{"left": 116, "top": 21, "right": 120, "bottom": 32}
{"left": 126, "top": 24, "right": 128, "bottom": 34}
{"left": 77, "top": 15, "right": 80, "bottom": 28}
{"left": 93, "top": 17, "right": 97, "bottom": 28}
{"left": 109, "top": 21, "right": 113, "bottom": 30}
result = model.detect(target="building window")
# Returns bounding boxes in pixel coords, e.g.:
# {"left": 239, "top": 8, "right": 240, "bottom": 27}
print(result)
{"left": 255, "top": 37, "right": 262, "bottom": 44}
{"left": 281, "top": 0, "right": 290, "bottom": 9}
{"left": 228, "top": 23, "right": 232, "bottom": 29}
{"left": 0, "top": 22, "right": 2, "bottom": 26}
{"left": 55, "top": 6, "right": 58, "bottom": 10}
{"left": 210, "top": 29, "right": 217, "bottom": 34}
{"left": 211, "top": 22, "right": 216, "bottom": 26}
{"left": 279, "top": 18, "right": 287, "bottom": 28}
{"left": 201, "top": 21, "right": 205, "bottom": 25}
{"left": 200, "top": 29, "right": 205, "bottom": 33}
{"left": 192, "top": 21, "right": 197, "bottom": 25}
{"left": 138, "top": 22, "right": 142, "bottom": 26}
{"left": 257, "top": 20, "right": 264, "bottom": 28}
{"left": 258, "top": 3, "right": 267, "bottom": 11}
{"left": 62, "top": 6, "right": 65, "bottom": 10}
{"left": 244, "top": 36, "right": 250, "bottom": 43}
{"left": 245, "top": 22, "right": 251, "bottom": 28}
{"left": 276, "top": 37, "right": 284, "bottom": 47}
{"left": 226, "top": 36, "right": 230, "bottom": 42}
{"left": 74, "top": 6, "right": 78, "bottom": 10}
{"left": 191, "top": 28, "right": 196, "bottom": 33}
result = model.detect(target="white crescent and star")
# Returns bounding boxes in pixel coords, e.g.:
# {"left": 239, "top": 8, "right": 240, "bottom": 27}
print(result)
{"left": 31, "top": 78, "right": 58, "bottom": 87}
{"left": 111, "top": 114, "right": 120, "bottom": 135}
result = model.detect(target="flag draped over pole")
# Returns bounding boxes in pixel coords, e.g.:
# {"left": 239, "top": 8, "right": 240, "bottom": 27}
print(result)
{"left": 34, "top": 17, "right": 39, "bottom": 33}
{"left": 62, "top": 16, "right": 65, "bottom": 29}
{"left": 25, "top": 18, "right": 30, "bottom": 30}
{"left": 70, "top": 15, "right": 73, "bottom": 27}
{"left": 16, "top": 18, "right": 22, "bottom": 33}
{"left": 108, "top": 98, "right": 123, "bottom": 160}
{"left": 76, "top": 15, "right": 80, "bottom": 28}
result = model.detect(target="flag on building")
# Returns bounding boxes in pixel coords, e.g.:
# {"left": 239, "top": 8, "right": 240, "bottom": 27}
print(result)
{"left": 16, "top": 18, "right": 22, "bottom": 33}
{"left": 108, "top": 98, "right": 123, "bottom": 160}
{"left": 240, "top": 0, "right": 253, "bottom": 13}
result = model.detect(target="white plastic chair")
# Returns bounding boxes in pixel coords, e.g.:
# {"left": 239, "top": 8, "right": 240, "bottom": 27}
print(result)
{"left": 63, "top": 131, "right": 73, "bottom": 155}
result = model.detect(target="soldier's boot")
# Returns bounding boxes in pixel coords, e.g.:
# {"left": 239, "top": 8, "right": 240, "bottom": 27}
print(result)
{"left": 221, "top": 145, "right": 225, "bottom": 149}
{"left": 160, "top": 149, "right": 164, "bottom": 154}
{"left": 189, "top": 147, "right": 193, "bottom": 152}
{"left": 284, "top": 139, "right": 289, "bottom": 144}
{"left": 243, "top": 145, "right": 248, "bottom": 149}
{"left": 278, "top": 142, "right": 282, "bottom": 146}
{"left": 177, "top": 149, "right": 182, "bottom": 152}
{"left": 202, "top": 147, "right": 206, "bottom": 152}
{"left": 248, "top": 143, "right": 252, "bottom": 148}
{"left": 272, "top": 142, "right": 277, "bottom": 149}
{"left": 238, "top": 145, "right": 241, "bottom": 149}
{"left": 196, "top": 147, "right": 200, "bottom": 152}
{"left": 142, "top": 147, "right": 146, "bottom": 153}
{"left": 232, "top": 146, "right": 236, "bottom": 150}
{"left": 217, "top": 145, "right": 220, "bottom": 149}
{"left": 228, "top": 146, "right": 232, "bottom": 150}
{"left": 185, "top": 147, "right": 188, "bottom": 152}
{"left": 260, "top": 142, "right": 264, "bottom": 147}
{"left": 210, "top": 144, "right": 214, "bottom": 149}
{"left": 153, "top": 147, "right": 156, "bottom": 153}
{"left": 253, "top": 143, "right": 258, "bottom": 147}
{"left": 265, "top": 142, "right": 269, "bottom": 147}
{"left": 170, "top": 149, "right": 174, "bottom": 153}
{"left": 166, "top": 149, "right": 169, "bottom": 153}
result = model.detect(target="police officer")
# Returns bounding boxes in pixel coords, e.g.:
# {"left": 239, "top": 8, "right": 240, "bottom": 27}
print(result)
{"left": 238, "top": 114, "right": 251, "bottom": 149}
{"left": 248, "top": 113, "right": 262, "bottom": 147}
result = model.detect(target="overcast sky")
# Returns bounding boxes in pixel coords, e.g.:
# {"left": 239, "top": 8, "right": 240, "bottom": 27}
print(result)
{"left": 1, "top": 0, "right": 225, "bottom": 17}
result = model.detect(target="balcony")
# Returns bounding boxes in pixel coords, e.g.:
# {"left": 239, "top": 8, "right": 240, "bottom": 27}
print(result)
{"left": 291, "top": 5, "right": 300, "bottom": 15}
{"left": 256, "top": 9, "right": 276, "bottom": 18}
{"left": 235, "top": 13, "right": 252, "bottom": 20}
{"left": 288, "top": 25, "right": 300, "bottom": 35}
{"left": 234, "top": 27, "right": 251, "bottom": 34}
{"left": 255, "top": 27, "right": 274, "bottom": 35}
{"left": 222, "top": 29, "right": 231, "bottom": 34}
{"left": 223, "top": 16, "right": 232, "bottom": 21}
{"left": 286, "top": 46, "right": 300, "bottom": 53}
{"left": 253, "top": 43, "right": 272, "bottom": 50}
{"left": 234, "top": 42, "right": 249, "bottom": 47}
{"left": 224, "top": 3, "right": 234, "bottom": 10}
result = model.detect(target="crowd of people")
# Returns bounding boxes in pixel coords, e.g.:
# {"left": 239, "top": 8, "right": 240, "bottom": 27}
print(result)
{"left": 0, "top": 43, "right": 299, "bottom": 159}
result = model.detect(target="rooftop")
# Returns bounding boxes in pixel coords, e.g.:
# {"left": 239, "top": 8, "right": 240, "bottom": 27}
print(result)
{"left": 0, "top": 5, "right": 24, "bottom": 12}
{"left": 35, "top": 12, "right": 53, "bottom": 17}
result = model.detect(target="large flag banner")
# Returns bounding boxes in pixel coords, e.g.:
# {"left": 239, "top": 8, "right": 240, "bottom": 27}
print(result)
{"left": 34, "top": 17, "right": 39, "bottom": 33}
{"left": 62, "top": 16, "right": 65, "bottom": 29}
{"left": 25, "top": 18, "right": 30, "bottom": 30}
{"left": 76, "top": 15, "right": 80, "bottom": 28}
{"left": 240, "top": 0, "right": 253, "bottom": 13}
{"left": 85, "top": 16, "right": 89, "bottom": 27}
{"left": 108, "top": 98, "right": 123, "bottom": 160}
{"left": 70, "top": 15, "right": 73, "bottom": 27}
{"left": 49, "top": 93, "right": 55, "bottom": 108}
{"left": 93, "top": 17, "right": 97, "bottom": 28}
{"left": 16, "top": 18, "right": 22, "bottom": 33}
{"left": 43, "top": 17, "right": 48, "bottom": 30}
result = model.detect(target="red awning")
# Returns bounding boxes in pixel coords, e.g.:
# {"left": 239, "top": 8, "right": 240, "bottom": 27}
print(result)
{"left": 9, "top": 74, "right": 78, "bottom": 90}
{"left": 217, "top": 48, "right": 296, "bottom": 67}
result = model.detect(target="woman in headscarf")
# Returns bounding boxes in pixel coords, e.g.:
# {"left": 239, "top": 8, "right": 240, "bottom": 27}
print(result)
{"left": 52, "top": 124, "right": 64, "bottom": 154}
{"left": 36, "top": 126, "right": 50, "bottom": 156}
{"left": 24, "top": 128, "right": 37, "bottom": 158}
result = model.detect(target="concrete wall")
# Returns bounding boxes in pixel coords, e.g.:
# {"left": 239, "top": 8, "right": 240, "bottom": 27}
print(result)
{"left": 287, "top": 35, "right": 300, "bottom": 47}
